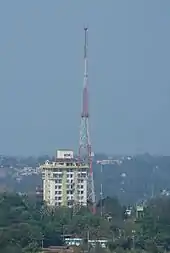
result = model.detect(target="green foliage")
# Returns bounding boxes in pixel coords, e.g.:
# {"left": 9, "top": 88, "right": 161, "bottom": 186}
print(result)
{"left": 2, "top": 192, "right": 170, "bottom": 253}
{"left": 0, "top": 193, "right": 126, "bottom": 252}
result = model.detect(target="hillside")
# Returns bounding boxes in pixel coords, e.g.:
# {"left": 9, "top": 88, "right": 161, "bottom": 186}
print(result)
{"left": 1, "top": 154, "right": 170, "bottom": 204}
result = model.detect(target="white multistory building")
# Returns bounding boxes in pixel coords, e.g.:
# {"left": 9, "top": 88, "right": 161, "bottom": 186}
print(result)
{"left": 40, "top": 150, "right": 88, "bottom": 207}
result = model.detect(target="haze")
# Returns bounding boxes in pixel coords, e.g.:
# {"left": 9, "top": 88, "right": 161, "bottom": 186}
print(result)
{"left": 0, "top": 0, "right": 170, "bottom": 155}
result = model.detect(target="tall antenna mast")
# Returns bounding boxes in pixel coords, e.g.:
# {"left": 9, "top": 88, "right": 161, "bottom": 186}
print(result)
{"left": 79, "top": 27, "right": 96, "bottom": 214}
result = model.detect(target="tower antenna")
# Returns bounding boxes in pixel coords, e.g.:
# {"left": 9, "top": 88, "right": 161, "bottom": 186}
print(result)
{"left": 78, "top": 27, "right": 96, "bottom": 214}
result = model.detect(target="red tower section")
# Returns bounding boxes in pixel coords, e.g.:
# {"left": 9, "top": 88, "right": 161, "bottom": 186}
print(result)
{"left": 79, "top": 28, "right": 96, "bottom": 214}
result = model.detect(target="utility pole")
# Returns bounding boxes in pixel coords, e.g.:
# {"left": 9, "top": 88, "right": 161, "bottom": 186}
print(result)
{"left": 100, "top": 163, "right": 103, "bottom": 217}
{"left": 41, "top": 234, "right": 44, "bottom": 249}
{"left": 87, "top": 229, "right": 90, "bottom": 252}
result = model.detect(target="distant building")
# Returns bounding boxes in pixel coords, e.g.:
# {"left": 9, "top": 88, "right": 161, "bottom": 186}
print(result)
{"left": 136, "top": 205, "right": 144, "bottom": 219}
{"left": 40, "top": 150, "right": 88, "bottom": 208}
{"left": 64, "top": 238, "right": 108, "bottom": 249}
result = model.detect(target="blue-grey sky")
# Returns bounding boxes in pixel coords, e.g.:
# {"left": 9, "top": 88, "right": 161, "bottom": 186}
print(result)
{"left": 0, "top": 1, "right": 170, "bottom": 156}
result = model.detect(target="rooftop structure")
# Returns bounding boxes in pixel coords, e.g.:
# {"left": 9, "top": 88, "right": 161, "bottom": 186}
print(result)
{"left": 40, "top": 149, "right": 88, "bottom": 207}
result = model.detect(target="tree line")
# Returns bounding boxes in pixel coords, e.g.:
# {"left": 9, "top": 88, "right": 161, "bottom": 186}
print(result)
{"left": 1, "top": 193, "right": 170, "bottom": 252}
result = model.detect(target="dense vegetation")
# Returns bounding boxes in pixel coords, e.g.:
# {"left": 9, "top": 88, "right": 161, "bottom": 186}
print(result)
{"left": 1, "top": 192, "right": 170, "bottom": 252}
{"left": 0, "top": 193, "right": 124, "bottom": 252}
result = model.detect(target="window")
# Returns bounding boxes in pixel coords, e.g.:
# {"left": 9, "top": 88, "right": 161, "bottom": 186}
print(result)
{"left": 67, "top": 184, "right": 73, "bottom": 189}
{"left": 78, "top": 179, "right": 83, "bottom": 184}
{"left": 53, "top": 173, "right": 59, "bottom": 178}
{"left": 55, "top": 191, "right": 61, "bottom": 195}
{"left": 81, "top": 173, "right": 86, "bottom": 178}
{"left": 55, "top": 201, "right": 61, "bottom": 206}
{"left": 67, "top": 190, "right": 73, "bottom": 195}
{"left": 67, "top": 174, "right": 73, "bottom": 178}
{"left": 68, "top": 200, "right": 72, "bottom": 206}
{"left": 55, "top": 179, "right": 62, "bottom": 184}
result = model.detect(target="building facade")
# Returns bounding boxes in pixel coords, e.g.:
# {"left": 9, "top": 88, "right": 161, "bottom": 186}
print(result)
{"left": 40, "top": 150, "right": 88, "bottom": 207}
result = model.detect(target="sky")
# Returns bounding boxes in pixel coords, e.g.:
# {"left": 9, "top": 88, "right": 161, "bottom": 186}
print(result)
{"left": 0, "top": 1, "right": 170, "bottom": 156}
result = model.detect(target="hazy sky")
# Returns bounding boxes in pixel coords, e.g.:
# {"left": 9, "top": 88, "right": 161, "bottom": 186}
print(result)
{"left": 0, "top": 1, "right": 170, "bottom": 156}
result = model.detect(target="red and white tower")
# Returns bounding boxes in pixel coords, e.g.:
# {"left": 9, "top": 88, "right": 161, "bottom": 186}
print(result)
{"left": 79, "top": 27, "right": 96, "bottom": 214}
